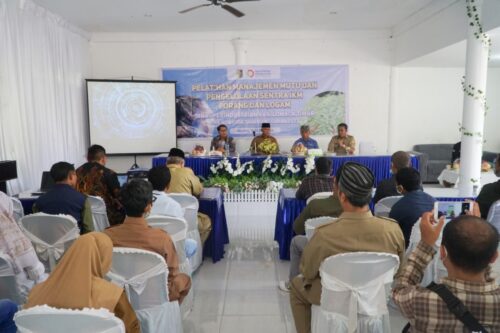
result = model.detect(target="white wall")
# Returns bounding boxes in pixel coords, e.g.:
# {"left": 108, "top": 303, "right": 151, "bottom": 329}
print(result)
{"left": 90, "top": 30, "right": 393, "bottom": 172}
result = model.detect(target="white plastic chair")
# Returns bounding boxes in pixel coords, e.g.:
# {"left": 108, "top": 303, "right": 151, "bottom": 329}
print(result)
{"left": 311, "top": 252, "right": 400, "bottom": 333}
{"left": 146, "top": 215, "right": 194, "bottom": 317}
{"left": 374, "top": 196, "right": 403, "bottom": 218}
{"left": 306, "top": 192, "right": 332, "bottom": 205}
{"left": 486, "top": 199, "right": 500, "bottom": 233}
{"left": 305, "top": 217, "right": 337, "bottom": 241}
{"left": 0, "top": 253, "right": 23, "bottom": 304}
{"left": 87, "top": 195, "right": 110, "bottom": 232}
{"left": 169, "top": 193, "right": 203, "bottom": 272}
{"left": 359, "top": 141, "right": 376, "bottom": 156}
{"left": 11, "top": 197, "right": 24, "bottom": 223}
{"left": 19, "top": 213, "right": 79, "bottom": 272}
{"left": 107, "top": 247, "right": 182, "bottom": 333}
{"left": 14, "top": 305, "right": 125, "bottom": 333}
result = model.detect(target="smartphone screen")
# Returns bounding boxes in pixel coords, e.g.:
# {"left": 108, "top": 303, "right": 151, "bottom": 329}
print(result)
{"left": 434, "top": 201, "right": 472, "bottom": 222}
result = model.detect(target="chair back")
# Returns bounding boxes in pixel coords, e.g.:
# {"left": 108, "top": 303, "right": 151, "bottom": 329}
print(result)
{"left": 11, "top": 197, "right": 25, "bottom": 223}
{"left": 87, "top": 195, "right": 110, "bottom": 232}
{"left": 319, "top": 252, "right": 399, "bottom": 333}
{"left": 19, "top": 213, "right": 79, "bottom": 272}
{"left": 14, "top": 305, "right": 125, "bottom": 333}
{"left": 487, "top": 199, "right": 500, "bottom": 232}
{"left": 0, "top": 253, "right": 23, "bottom": 304}
{"left": 306, "top": 192, "right": 332, "bottom": 205}
{"left": 359, "top": 141, "right": 376, "bottom": 156}
{"left": 374, "top": 195, "right": 402, "bottom": 218}
{"left": 168, "top": 193, "right": 199, "bottom": 232}
{"left": 305, "top": 217, "right": 336, "bottom": 240}
{"left": 107, "top": 247, "right": 182, "bottom": 333}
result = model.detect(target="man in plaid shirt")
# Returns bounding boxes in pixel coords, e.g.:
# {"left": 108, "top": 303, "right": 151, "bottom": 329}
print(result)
{"left": 295, "top": 157, "right": 334, "bottom": 200}
{"left": 393, "top": 211, "right": 500, "bottom": 332}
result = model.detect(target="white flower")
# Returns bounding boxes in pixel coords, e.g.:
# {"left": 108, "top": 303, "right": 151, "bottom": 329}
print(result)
{"left": 271, "top": 162, "right": 279, "bottom": 173}
{"left": 247, "top": 165, "right": 254, "bottom": 174}
{"left": 305, "top": 156, "right": 315, "bottom": 174}
{"left": 210, "top": 164, "right": 218, "bottom": 174}
{"left": 235, "top": 155, "right": 241, "bottom": 169}
{"left": 262, "top": 156, "right": 273, "bottom": 173}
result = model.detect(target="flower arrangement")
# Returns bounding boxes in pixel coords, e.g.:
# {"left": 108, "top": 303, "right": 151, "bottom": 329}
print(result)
{"left": 258, "top": 139, "right": 279, "bottom": 154}
{"left": 204, "top": 155, "right": 315, "bottom": 193}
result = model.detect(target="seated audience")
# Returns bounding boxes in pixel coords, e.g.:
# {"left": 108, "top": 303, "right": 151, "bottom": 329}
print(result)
{"left": 291, "top": 125, "right": 319, "bottom": 153}
{"left": 24, "top": 233, "right": 140, "bottom": 333}
{"left": 34, "top": 162, "right": 93, "bottom": 234}
{"left": 279, "top": 166, "right": 343, "bottom": 292}
{"left": 327, "top": 123, "right": 356, "bottom": 155}
{"left": 249, "top": 123, "right": 280, "bottom": 155}
{"left": 389, "top": 167, "right": 435, "bottom": 247}
{"left": 0, "top": 193, "right": 47, "bottom": 300}
{"left": 295, "top": 157, "right": 334, "bottom": 201}
{"left": 76, "top": 144, "right": 124, "bottom": 225}
{"left": 0, "top": 299, "right": 17, "bottom": 333}
{"left": 148, "top": 166, "right": 197, "bottom": 258}
{"left": 210, "top": 124, "right": 236, "bottom": 154}
{"left": 373, "top": 151, "right": 411, "bottom": 203}
{"left": 393, "top": 213, "right": 500, "bottom": 332}
{"left": 451, "top": 141, "right": 461, "bottom": 164}
{"left": 167, "top": 148, "right": 203, "bottom": 197}
{"left": 289, "top": 162, "right": 405, "bottom": 333}
{"left": 104, "top": 180, "right": 191, "bottom": 303}
{"left": 476, "top": 153, "right": 500, "bottom": 219}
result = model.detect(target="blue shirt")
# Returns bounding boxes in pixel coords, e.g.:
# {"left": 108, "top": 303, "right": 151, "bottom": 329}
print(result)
{"left": 389, "top": 190, "right": 435, "bottom": 247}
{"left": 293, "top": 137, "right": 319, "bottom": 149}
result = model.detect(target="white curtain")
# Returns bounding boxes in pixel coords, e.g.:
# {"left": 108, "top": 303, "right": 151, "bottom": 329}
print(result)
{"left": 0, "top": 0, "right": 91, "bottom": 194}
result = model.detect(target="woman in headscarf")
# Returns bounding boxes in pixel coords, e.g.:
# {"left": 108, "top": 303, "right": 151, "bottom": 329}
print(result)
{"left": 0, "top": 192, "right": 47, "bottom": 301}
{"left": 24, "top": 232, "right": 140, "bottom": 333}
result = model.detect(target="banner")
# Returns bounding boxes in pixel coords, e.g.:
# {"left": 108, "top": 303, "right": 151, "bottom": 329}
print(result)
{"left": 163, "top": 65, "right": 348, "bottom": 138}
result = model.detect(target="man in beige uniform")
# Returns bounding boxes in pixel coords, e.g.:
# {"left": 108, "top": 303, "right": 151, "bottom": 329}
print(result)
{"left": 166, "top": 147, "right": 211, "bottom": 244}
{"left": 249, "top": 123, "right": 280, "bottom": 155}
{"left": 327, "top": 123, "right": 356, "bottom": 155}
{"left": 289, "top": 162, "right": 405, "bottom": 333}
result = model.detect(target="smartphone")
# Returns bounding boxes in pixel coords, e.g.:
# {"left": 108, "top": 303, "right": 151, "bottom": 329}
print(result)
{"left": 434, "top": 201, "right": 472, "bottom": 222}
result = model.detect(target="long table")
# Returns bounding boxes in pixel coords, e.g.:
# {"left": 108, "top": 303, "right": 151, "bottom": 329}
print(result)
{"left": 274, "top": 188, "right": 474, "bottom": 260}
{"left": 153, "top": 154, "right": 420, "bottom": 187}
{"left": 18, "top": 188, "right": 229, "bottom": 263}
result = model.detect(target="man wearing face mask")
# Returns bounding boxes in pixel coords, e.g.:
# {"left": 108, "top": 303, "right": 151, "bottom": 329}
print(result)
{"left": 104, "top": 179, "right": 191, "bottom": 303}
{"left": 389, "top": 167, "right": 435, "bottom": 248}
{"left": 393, "top": 212, "right": 500, "bottom": 332}
{"left": 476, "top": 154, "right": 500, "bottom": 219}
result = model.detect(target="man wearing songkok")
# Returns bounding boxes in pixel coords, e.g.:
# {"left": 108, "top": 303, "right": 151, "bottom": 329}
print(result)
{"left": 373, "top": 151, "right": 411, "bottom": 203}
{"left": 389, "top": 167, "right": 435, "bottom": 247}
{"left": 291, "top": 125, "right": 319, "bottom": 153}
{"left": 76, "top": 144, "right": 124, "bottom": 225}
{"left": 35, "top": 162, "right": 93, "bottom": 234}
{"left": 393, "top": 213, "right": 500, "bottom": 332}
{"left": 167, "top": 148, "right": 203, "bottom": 197}
{"left": 210, "top": 124, "right": 236, "bottom": 154}
{"left": 249, "top": 123, "right": 280, "bottom": 155}
{"left": 295, "top": 157, "right": 334, "bottom": 200}
{"left": 105, "top": 180, "right": 191, "bottom": 303}
{"left": 327, "top": 123, "right": 356, "bottom": 155}
{"left": 476, "top": 153, "right": 500, "bottom": 219}
{"left": 289, "top": 162, "right": 405, "bottom": 333}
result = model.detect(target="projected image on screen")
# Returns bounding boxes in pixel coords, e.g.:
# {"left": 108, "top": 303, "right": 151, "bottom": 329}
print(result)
{"left": 87, "top": 80, "right": 176, "bottom": 155}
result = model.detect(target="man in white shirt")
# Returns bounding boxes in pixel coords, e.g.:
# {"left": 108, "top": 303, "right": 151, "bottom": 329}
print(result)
{"left": 148, "top": 166, "right": 184, "bottom": 218}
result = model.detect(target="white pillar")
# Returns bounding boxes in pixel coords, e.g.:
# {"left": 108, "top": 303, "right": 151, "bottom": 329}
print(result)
{"left": 231, "top": 38, "right": 249, "bottom": 66}
{"left": 387, "top": 67, "right": 398, "bottom": 154}
{"left": 459, "top": 0, "right": 489, "bottom": 197}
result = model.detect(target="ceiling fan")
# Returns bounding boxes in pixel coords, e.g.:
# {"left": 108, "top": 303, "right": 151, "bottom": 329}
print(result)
{"left": 179, "top": 0, "right": 259, "bottom": 18}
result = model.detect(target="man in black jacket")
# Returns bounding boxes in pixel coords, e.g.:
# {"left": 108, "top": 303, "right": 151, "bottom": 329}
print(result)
{"left": 373, "top": 151, "right": 411, "bottom": 203}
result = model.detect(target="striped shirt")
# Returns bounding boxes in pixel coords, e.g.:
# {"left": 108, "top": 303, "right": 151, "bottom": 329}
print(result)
{"left": 392, "top": 241, "right": 500, "bottom": 332}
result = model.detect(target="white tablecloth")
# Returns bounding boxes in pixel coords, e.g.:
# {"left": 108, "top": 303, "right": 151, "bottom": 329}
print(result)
{"left": 437, "top": 169, "right": 498, "bottom": 188}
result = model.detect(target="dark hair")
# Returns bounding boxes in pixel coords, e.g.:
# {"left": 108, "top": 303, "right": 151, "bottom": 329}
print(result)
{"left": 337, "top": 123, "right": 348, "bottom": 131}
{"left": 391, "top": 151, "right": 411, "bottom": 171}
{"left": 148, "top": 166, "right": 171, "bottom": 191}
{"left": 50, "top": 162, "right": 75, "bottom": 182}
{"left": 217, "top": 124, "right": 227, "bottom": 131}
{"left": 120, "top": 179, "right": 153, "bottom": 217}
{"left": 442, "top": 215, "right": 499, "bottom": 273}
{"left": 395, "top": 167, "right": 421, "bottom": 192}
{"left": 87, "top": 144, "right": 106, "bottom": 162}
{"left": 316, "top": 157, "right": 332, "bottom": 175}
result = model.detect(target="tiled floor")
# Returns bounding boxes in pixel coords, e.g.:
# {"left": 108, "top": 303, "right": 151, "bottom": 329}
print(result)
{"left": 183, "top": 246, "right": 409, "bottom": 333}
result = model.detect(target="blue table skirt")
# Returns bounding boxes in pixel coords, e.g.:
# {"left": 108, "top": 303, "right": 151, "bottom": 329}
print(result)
{"left": 19, "top": 191, "right": 230, "bottom": 263}
{"left": 153, "top": 155, "right": 420, "bottom": 187}
{"left": 274, "top": 188, "right": 474, "bottom": 260}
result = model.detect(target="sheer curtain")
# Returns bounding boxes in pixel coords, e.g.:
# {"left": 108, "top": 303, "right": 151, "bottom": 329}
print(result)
{"left": 0, "top": 0, "right": 91, "bottom": 194}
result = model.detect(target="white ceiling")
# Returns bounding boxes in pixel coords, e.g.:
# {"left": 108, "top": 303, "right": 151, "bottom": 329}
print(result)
{"left": 33, "top": 0, "right": 437, "bottom": 33}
